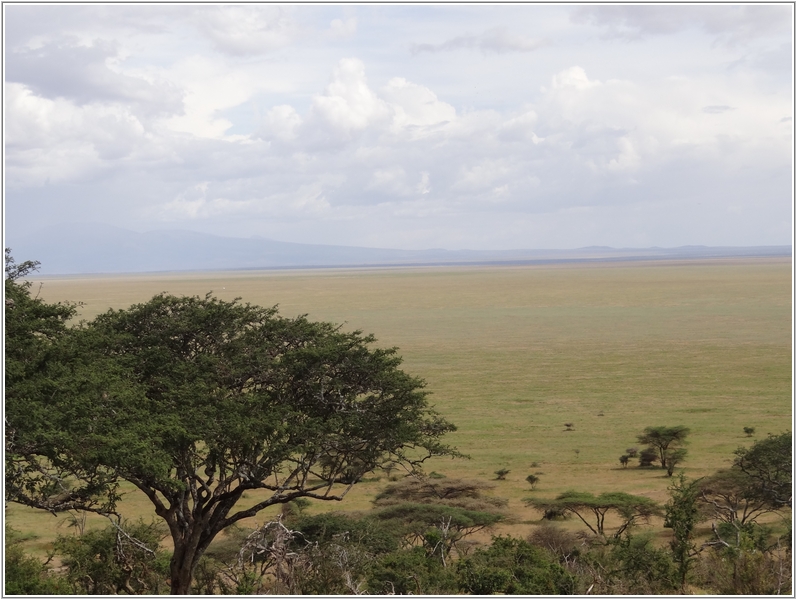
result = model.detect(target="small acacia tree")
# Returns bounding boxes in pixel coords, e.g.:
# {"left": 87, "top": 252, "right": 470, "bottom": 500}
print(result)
{"left": 637, "top": 426, "right": 690, "bottom": 470}
{"left": 526, "top": 491, "right": 661, "bottom": 539}
{"left": 6, "top": 292, "right": 458, "bottom": 594}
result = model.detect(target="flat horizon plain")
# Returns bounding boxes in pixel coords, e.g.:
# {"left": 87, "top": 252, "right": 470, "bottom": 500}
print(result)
{"left": 8, "top": 256, "right": 792, "bottom": 555}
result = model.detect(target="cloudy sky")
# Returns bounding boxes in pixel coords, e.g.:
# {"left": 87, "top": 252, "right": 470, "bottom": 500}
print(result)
{"left": 4, "top": 4, "right": 793, "bottom": 250}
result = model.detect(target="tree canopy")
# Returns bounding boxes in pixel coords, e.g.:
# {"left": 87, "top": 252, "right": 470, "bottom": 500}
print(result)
{"left": 526, "top": 491, "right": 661, "bottom": 538}
{"left": 5, "top": 286, "right": 458, "bottom": 594}
{"left": 637, "top": 425, "right": 690, "bottom": 471}
{"left": 733, "top": 433, "right": 791, "bottom": 508}
{"left": 698, "top": 468, "right": 780, "bottom": 525}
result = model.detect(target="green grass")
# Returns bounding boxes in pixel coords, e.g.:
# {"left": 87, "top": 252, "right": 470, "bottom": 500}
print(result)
{"left": 10, "top": 257, "right": 791, "bottom": 554}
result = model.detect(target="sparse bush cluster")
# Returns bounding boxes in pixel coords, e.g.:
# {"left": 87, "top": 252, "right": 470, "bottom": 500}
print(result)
{"left": 8, "top": 434, "right": 792, "bottom": 596}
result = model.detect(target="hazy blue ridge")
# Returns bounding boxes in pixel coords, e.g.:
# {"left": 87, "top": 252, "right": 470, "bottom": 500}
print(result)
{"left": 6, "top": 223, "right": 791, "bottom": 275}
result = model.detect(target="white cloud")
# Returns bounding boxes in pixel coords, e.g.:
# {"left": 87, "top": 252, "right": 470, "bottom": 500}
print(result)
{"left": 3, "top": 5, "right": 791, "bottom": 250}
{"left": 381, "top": 77, "right": 456, "bottom": 130}
{"left": 327, "top": 17, "right": 357, "bottom": 39}
{"left": 193, "top": 5, "right": 298, "bottom": 56}
{"left": 550, "top": 66, "right": 600, "bottom": 91}
{"left": 4, "top": 82, "right": 155, "bottom": 185}
{"left": 5, "top": 37, "right": 183, "bottom": 118}
{"left": 164, "top": 55, "right": 256, "bottom": 139}
{"left": 308, "top": 58, "right": 391, "bottom": 139}
{"left": 417, "top": 172, "right": 431, "bottom": 195}
{"left": 258, "top": 104, "right": 302, "bottom": 142}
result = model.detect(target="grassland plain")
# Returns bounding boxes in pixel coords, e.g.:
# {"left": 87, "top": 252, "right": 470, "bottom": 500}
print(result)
{"left": 8, "top": 257, "right": 792, "bottom": 556}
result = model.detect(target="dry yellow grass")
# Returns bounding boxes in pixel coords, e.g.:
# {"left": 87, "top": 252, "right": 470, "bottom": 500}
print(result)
{"left": 8, "top": 257, "right": 791, "bottom": 554}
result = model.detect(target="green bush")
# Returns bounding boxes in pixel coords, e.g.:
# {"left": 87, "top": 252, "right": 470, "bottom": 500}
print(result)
{"left": 367, "top": 546, "right": 457, "bottom": 594}
{"left": 5, "top": 544, "right": 69, "bottom": 595}
{"left": 53, "top": 519, "right": 170, "bottom": 594}
{"left": 456, "top": 536, "right": 576, "bottom": 595}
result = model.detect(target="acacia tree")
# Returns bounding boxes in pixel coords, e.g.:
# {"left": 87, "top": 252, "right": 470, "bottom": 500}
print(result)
{"left": 698, "top": 469, "right": 781, "bottom": 525}
{"left": 733, "top": 433, "right": 791, "bottom": 508}
{"left": 526, "top": 491, "right": 661, "bottom": 538}
{"left": 6, "top": 292, "right": 458, "bottom": 594}
{"left": 637, "top": 426, "right": 690, "bottom": 470}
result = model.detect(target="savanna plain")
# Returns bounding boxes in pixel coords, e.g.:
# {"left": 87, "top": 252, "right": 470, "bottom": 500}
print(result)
{"left": 8, "top": 257, "right": 791, "bottom": 559}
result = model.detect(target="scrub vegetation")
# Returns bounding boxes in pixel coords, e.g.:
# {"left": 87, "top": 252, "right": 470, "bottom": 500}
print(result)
{"left": 6, "top": 254, "right": 791, "bottom": 594}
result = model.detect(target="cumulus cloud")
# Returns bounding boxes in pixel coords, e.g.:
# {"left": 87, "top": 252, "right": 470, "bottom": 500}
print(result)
{"left": 164, "top": 55, "right": 259, "bottom": 139}
{"left": 380, "top": 78, "right": 456, "bottom": 130}
{"left": 5, "top": 37, "right": 183, "bottom": 116}
{"left": 308, "top": 58, "right": 391, "bottom": 139}
{"left": 411, "top": 26, "right": 547, "bottom": 54}
{"left": 4, "top": 82, "right": 156, "bottom": 186}
{"left": 193, "top": 5, "right": 298, "bottom": 55}
{"left": 4, "top": 5, "right": 791, "bottom": 249}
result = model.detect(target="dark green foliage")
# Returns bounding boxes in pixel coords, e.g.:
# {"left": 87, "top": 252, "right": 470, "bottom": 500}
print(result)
{"left": 372, "top": 502, "right": 503, "bottom": 560}
{"left": 526, "top": 490, "right": 661, "bottom": 538}
{"left": 7, "top": 290, "right": 457, "bottom": 594}
{"left": 456, "top": 536, "right": 576, "bottom": 594}
{"left": 619, "top": 455, "right": 629, "bottom": 467}
{"left": 4, "top": 251, "right": 111, "bottom": 513}
{"left": 494, "top": 468, "right": 510, "bottom": 480}
{"left": 367, "top": 546, "right": 457, "bottom": 594}
{"left": 665, "top": 447, "right": 687, "bottom": 476}
{"left": 638, "top": 447, "right": 658, "bottom": 467}
{"left": 589, "top": 533, "right": 679, "bottom": 594}
{"left": 526, "top": 474, "right": 540, "bottom": 489}
{"left": 743, "top": 426, "right": 756, "bottom": 437}
{"left": 4, "top": 533, "right": 70, "bottom": 596}
{"left": 637, "top": 425, "right": 690, "bottom": 469}
{"left": 733, "top": 432, "right": 791, "bottom": 508}
{"left": 53, "top": 519, "right": 170, "bottom": 594}
{"left": 289, "top": 512, "right": 400, "bottom": 556}
{"left": 664, "top": 474, "right": 702, "bottom": 588}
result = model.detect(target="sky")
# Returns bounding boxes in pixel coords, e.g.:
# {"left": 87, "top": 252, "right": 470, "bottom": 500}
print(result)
{"left": 3, "top": 4, "right": 793, "bottom": 251}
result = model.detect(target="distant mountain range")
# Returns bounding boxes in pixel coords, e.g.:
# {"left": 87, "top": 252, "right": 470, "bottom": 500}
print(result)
{"left": 5, "top": 223, "right": 791, "bottom": 275}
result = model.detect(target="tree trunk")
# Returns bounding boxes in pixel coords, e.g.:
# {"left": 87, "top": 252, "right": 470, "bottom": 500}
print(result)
{"left": 170, "top": 549, "right": 198, "bottom": 595}
{"left": 169, "top": 537, "right": 211, "bottom": 595}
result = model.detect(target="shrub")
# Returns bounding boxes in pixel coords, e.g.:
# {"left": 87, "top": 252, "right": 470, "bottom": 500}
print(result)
{"left": 638, "top": 448, "right": 658, "bottom": 467}
{"left": 5, "top": 544, "right": 69, "bottom": 595}
{"left": 494, "top": 468, "right": 510, "bottom": 480}
{"left": 456, "top": 536, "right": 576, "bottom": 594}
{"left": 526, "top": 474, "right": 540, "bottom": 489}
{"left": 527, "top": 523, "right": 581, "bottom": 560}
{"left": 53, "top": 519, "right": 170, "bottom": 595}
{"left": 373, "top": 476, "right": 507, "bottom": 511}
{"left": 367, "top": 546, "right": 457, "bottom": 594}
